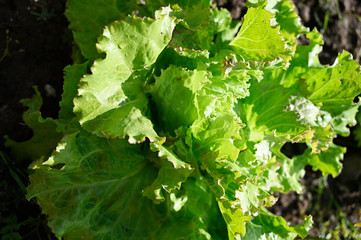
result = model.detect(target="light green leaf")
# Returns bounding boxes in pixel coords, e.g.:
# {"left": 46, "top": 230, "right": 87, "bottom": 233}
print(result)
{"left": 170, "top": 2, "right": 214, "bottom": 50}
{"left": 58, "top": 62, "right": 88, "bottom": 130}
{"left": 218, "top": 201, "right": 253, "bottom": 238}
{"left": 295, "top": 144, "right": 345, "bottom": 178}
{"left": 265, "top": 0, "right": 307, "bottom": 43}
{"left": 244, "top": 209, "right": 313, "bottom": 239}
{"left": 143, "top": 142, "right": 193, "bottom": 202}
{"left": 170, "top": 177, "right": 228, "bottom": 239}
{"left": 273, "top": 155, "right": 306, "bottom": 194}
{"left": 202, "top": 70, "right": 251, "bottom": 111}
{"left": 230, "top": 8, "right": 290, "bottom": 61}
{"left": 191, "top": 114, "right": 241, "bottom": 163}
{"left": 153, "top": 47, "right": 209, "bottom": 75}
{"left": 81, "top": 104, "right": 161, "bottom": 143}
{"left": 150, "top": 65, "right": 209, "bottom": 132}
{"left": 331, "top": 102, "right": 360, "bottom": 136}
{"left": 66, "top": 0, "right": 181, "bottom": 60}
{"left": 66, "top": 0, "right": 139, "bottom": 60}
{"left": 288, "top": 29, "right": 323, "bottom": 70}
{"left": 173, "top": 2, "right": 210, "bottom": 30}
{"left": 200, "top": 153, "right": 243, "bottom": 201}
{"left": 235, "top": 77, "right": 307, "bottom": 143}
{"left": 74, "top": 8, "right": 176, "bottom": 141}
{"left": 298, "top": 51, "right": 361, "bottom": 116}
{"left": 27, "top": 132, "right": 177, "bottom": 239}
{"left": 236, "top": 52, "right": 361, "bottom": 152}
{"left": 212, "top": 8, "right": 232, "bottom": 33}
{"left": 233, "top": 182, "right": 272, "bottom": 215}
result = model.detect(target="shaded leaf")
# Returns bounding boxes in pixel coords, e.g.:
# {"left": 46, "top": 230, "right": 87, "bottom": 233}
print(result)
{"left": 5, "top": 87, "right": 62, "bottom": 161}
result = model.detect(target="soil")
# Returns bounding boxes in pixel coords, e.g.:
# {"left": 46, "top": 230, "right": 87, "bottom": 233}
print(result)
{"left": 0, "top": 0, "right": 360, "bottom": 239}
{"left": 0, "top": 0, "right": 70, "bottom": 239}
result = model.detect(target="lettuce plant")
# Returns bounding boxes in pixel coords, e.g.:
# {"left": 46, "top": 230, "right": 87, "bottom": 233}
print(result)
{"left": 7, "top": 0, "right": 361, "bottom": 239}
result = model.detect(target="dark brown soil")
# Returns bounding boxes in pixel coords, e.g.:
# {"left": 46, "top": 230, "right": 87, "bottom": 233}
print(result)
{"left": 0, "top": 0, "right": 70, "bottom": 239}
{"left": 0, "top": 0, "right": 70, "bottom": 143}
{"left": 0, "top": 0, "right": 360, "bottom": 239}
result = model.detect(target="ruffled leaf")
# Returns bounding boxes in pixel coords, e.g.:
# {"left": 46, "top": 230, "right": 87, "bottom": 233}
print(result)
{"left": 218, "top": 201, "right": 253, "bottom": 238}
{"left": 150, "top": 65, "right": 209, "bottom": 132}
{"left": 230, "top": 8, "right": 291, "bottom": 61}
{"left": 58, "top": 62, "right": 88, "bottom": 131}
{"left": 244, "top": 209, "right": 313, "bottom": 240}
{"left": 143, "top": 142, "right": 193, "bottom": 202}
{"left": 5, "top": 87, "right": 62, "bottom": 161}
{"left": 74, "top": 8, "right": 176, "bottom": 142}
{"left": 295, "top": 144, "right": 345, "bottom": 178}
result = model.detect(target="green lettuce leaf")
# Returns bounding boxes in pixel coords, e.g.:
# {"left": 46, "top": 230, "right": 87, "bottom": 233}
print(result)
{"left": 150, "top": 65, "right": 209, "bottom": 133}
{"left": 143, "top": 142, "right": 193, "bottom": 202}
{"left": 287, "top": 29, "right": 323, "bottom": 70}
{"left": 297, "top": 51, "right": 361, "bottom": 117}
{"left": 295, "top": 144, "right": 345, "bottom": 178}
{"left": 58, "top": 62, "right": 88, "bottom": 132}
{"left": 74, "top": 7, "right": 176, "bottom": 142}
{"left": 230, "top": 8, "right": 291, "bottom": 61}
{"left": 218, "top": 201, "right": 254, "bottom": 238}
{"left": 234, "top": 76, "right": 308, "bottom": 143}
{"left": 66, "top": 0, "right": 212, "bottom": 60}
{"left": 66, "top": 0, "right": 139, "bottom": 60}
{"left": 5, "top": 87, "right": 62, "bottom": 161}
{"left": 170, "top": 2, "right": 215, "bottom": 51}
{"left": 244, "top": 209, "right": 313, "bottom": 240}
{"left": 265, "top": 0, "right": 307, "bottom": 43}
{"left": 26, "top": 131, "right": 157, "bottom": 239}
{"left": 27, "top": 131, "right": 226, "bottom": 239}
{"left": 24, "top": 1, "right": 361, "bottom": 239}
